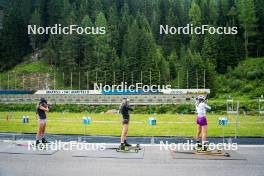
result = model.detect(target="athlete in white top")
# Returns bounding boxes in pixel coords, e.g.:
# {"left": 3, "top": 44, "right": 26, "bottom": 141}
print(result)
{"left": 196, "top": 101, "right": 211, "bottom": 117}
{"left": 195, "top": 95, "right": 211, "bottom": 149}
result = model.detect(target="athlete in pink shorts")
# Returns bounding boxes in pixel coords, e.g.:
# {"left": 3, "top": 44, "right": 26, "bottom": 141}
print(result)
{"left": 195, "top": 95, "right": 211, "bottom": 148}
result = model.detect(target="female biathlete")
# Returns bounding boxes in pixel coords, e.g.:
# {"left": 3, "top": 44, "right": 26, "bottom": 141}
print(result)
{"left": 36, "top": 98, "right": 49, "bottom": 145}
{"left": 195, "top": 95, "right": 211, "bottom": 150}
{"left": 118, "top": 98, "right": 133, "bottom": 150}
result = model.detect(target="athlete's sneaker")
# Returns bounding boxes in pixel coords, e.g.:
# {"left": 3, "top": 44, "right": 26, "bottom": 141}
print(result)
{"left": 124, "top": 140, "right": 132, "bottom": 147}
{"left": 36, "top": 140, "right": 40, "bottom": 145}
{"left": 194, "top": 143, "right": 202, "bottom": 150}
{"left": 202, "top": 144, "right": 208, "bottom": 151}
{"left": 41, "top": 138, "right": 49, "bottom": 143}
{"left": 119, "top": 144, "right": 126, "bottom": 150}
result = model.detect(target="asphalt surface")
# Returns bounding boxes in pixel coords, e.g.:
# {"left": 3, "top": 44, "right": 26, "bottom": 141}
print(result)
{"left": 0, "top": 142, "right": 263, "bottom": 176}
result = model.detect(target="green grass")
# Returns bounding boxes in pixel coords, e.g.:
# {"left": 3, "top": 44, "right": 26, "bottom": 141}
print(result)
{"left": 0, "top": 59, "right": 67, "bottom": 90}
{"left": 11, "top": 60, "right": 50, "bottom": 73}
{"left": 0, "top": 112, "right": 263, "bottom": 137}
{"left": 215, "top": 57, "right": 264, "bottom": 98}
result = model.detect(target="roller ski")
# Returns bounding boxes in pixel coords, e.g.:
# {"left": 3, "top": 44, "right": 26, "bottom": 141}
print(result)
{"left": 116, "top": 143, "right": 141, "bottom": 153}
{"left": 124, "top": 140, "right": 141, "bottom": 150}
{"left": 193, "top": 142, "right": 203, "bottom": 151}
{"left": 195, "top": 149, "right": 230, "bottom": 157}
{"left": 128, "top": 144, "right": 141, "bottom": 150}
{"left": 194, "top": 143, "right": 230, "bottom": 157}
{"left": 31, "top": 139, "right": 50, "bottom": 150}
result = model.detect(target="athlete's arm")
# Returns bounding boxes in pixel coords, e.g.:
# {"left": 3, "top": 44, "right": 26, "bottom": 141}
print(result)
{"left": 204, "top": 103, "right": 211, "bottom": 110}
{"left": 39, "top": 105, "right": 49, "bottom": 112}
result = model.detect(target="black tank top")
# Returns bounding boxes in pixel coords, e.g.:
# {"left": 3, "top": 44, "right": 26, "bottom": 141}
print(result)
{"left": 37, "top": 105, "right": 46, "bottom": 119}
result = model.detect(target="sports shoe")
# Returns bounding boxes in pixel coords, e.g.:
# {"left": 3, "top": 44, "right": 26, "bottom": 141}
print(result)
{"left": 119, "top": 143, "right": 126, "bottom": 150}
{"left": 42, "top": 138, "right": 49, "bottom": 143}
{"left": 124, "top": 140, "right": 132, "bottom": 147}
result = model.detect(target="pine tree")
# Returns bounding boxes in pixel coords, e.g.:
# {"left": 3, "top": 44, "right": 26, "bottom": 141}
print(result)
{"left": 45, "top": 0, "right": 64, "bottom": 66}
{"left": 202, "top": 34, "right": 218, "bottom": 66}
{"left": 189, "top": 1, "right": 202, "bottom": 52}
{"left": 29, "top": 8, "right": 44, "bottom": 51}
{"left": 122, "top": 20, "right": 140, "bottom": 82}
{"left": 237, "top": 0, "right": 258, "bottom": 58}
{"left": 168, "top": 50, "right": 180, "bottom": 87}
{"left": 81, "top": 15, "right": 94, "bottom": 68}
{"left": 162, "top": 7, "right": 179, "bottom": 55}
{"left": 59, "top": 10, "right": 79, "bottom": 87}
{"left": 95, "top": 12, "right": 117, "bottom": 83}
{"left": 0, "top": 0, "right": 31, "bottom": 71}
{"left": 254, "top": 0, "right": 264, "bottom": 56}
{"left": 107, "top": 6, "right": 119, "bottom": 52}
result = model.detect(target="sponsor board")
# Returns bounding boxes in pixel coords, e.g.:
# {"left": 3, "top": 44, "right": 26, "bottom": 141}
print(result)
{"left": 34, "top": 89, "right": 210, "bottom": 95}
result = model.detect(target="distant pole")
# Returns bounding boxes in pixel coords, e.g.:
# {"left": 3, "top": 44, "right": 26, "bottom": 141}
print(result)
{"left": 203, "top": 69, "right": 206, "bottom": 89}
{"left": 46, "top": 73, "right": 48, "bottom": 90}
{"left": 79, "top": 71, "right": 81, "bottom": 90}
{"left": 14, "top": 72, "right": 17, "bottom": 90}
{"left": 7, "top": 72, "right": 10, "bottom": 90}
{"left": 71, "top": 72, "right": 73, "bottom": 90}
{"left": 29, "top": 73, "right": 32, "bottom": 90}
{"left": 37, "top": 76, "right": 40, "bottom": 90}
{"left": 235, "top": 102, "right": 239, "bottom": 139}
{"left": 131, "top": 72, "right": 134, "bottom": 85}
{"left": 95, "top": 71, "right": 98, "bottom": 84}
{"left": 177, "top": 71, "right": 180, "bottom": 88}
{"left": 0, "top": 76, "right": 1, "bottom": 90}
{"left": 159, "top": 70, "right": 161, "bottom": 85}
{"left": 149, "top": 70, "right": 152, "bottom": 86}
{"left": 86, "top": 71, "right": 89, "bottom": 90}
{"left": 23, "top": 73, "right": 25, "bottom": 90}
{"left": 168, "top": 72, "right": 171, "bottom": 84}
{"left": 186, "top": 70, "right": 189, "bottom": 89}
{"left": 62, "top": 72, "right": 65, "bottom": 89}
{"left": 122, "top": 72, "right": 125, "bottom": 83}
{"left": 104, "top": 71, "right": 106, "bottom": 85}
{"left": 196, "top": 69, "right": 198, "bottom": 89}
{"left": 141, "top": 71, "right": 143, "bottom": 83}
{"left": 54, "top": 72, "right": 56, "bottom": 90}
{"left": 113, "top": 72, "right": 116, "bottom": 85}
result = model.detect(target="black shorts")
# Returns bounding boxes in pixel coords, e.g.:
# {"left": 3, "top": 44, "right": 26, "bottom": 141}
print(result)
{"left": 122, "top": 115, "right": 130, "bottom": 124}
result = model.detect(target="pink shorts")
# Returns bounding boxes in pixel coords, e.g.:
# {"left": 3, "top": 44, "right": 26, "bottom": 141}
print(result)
{"left": 196, "top": 116, "right": 207, "bottom": 126}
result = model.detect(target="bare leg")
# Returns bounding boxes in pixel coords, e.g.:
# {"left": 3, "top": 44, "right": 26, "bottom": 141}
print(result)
{"left": 201, "top": 125, "right": 207, "bottom": 143}
{"left": 124, "top": 124, "right": 129, "bottom": 140}
{"left": 196, "top": 125, "right": 201, "bottom": 142}
{"left": 41, "top": 122, "right": 46, "bottom": 139}
{"left": 36, "top": 123, "right": 44, "bottom": 140}
{"left": 121, "top": 124, "right": 129, "bottom": 143}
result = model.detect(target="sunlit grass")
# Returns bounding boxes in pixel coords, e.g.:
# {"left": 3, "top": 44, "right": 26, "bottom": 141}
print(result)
{"left": 0, "top": 112, "right": 263, "bottom": 136}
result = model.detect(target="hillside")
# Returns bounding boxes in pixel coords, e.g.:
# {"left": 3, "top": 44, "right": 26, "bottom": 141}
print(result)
{"left": 0, "top": 57, "right": 65, "bottom": 90}
{"left": 1, "top": 0, "right": 264, "bottom": 92}
{"left": 215, "top": 58, "right": 264, "bottom": 99}
{"left": 0, "top": 56, "right": 263, "bottom": 100}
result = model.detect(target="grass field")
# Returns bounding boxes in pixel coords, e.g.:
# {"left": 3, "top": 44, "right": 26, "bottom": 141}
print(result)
{"left": 0, "top": 112, "right": 264, "bottom": 137}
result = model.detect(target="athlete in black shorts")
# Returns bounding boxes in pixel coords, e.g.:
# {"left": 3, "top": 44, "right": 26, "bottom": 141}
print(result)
{"left": 119, "top": 98, "right": 133, "bottom": 149}
{"left": 36, "top": 98, "right": 49, "bottom": 145}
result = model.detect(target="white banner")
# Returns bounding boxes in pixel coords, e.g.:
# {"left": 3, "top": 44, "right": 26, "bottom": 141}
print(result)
{"left": 34, "top": 90, "right": 100, "bottom": 95}
{"left": 161, "top": 89, "right": 210, "bottom": 95}
{"left": 34, "top": 89, "right": 210, "bottom": 95}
